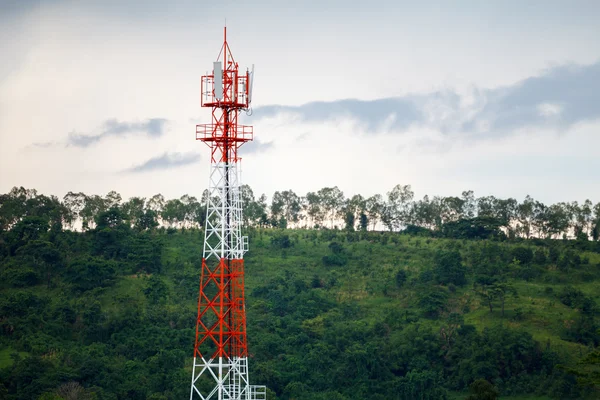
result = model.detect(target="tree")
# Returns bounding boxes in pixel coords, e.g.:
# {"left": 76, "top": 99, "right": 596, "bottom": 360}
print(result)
{"left": 188, "top": 199, "right": 206, "bottom": 228}
{"left": 270, "top": 191, "right": 285, "bottom": 226}
{"left": 6, "top": 216, "right": 49, "bottom": 253}
{"left": 121, "top": 197, "right": 146, "bottom": 227}
{"left": 135, "top": 209, "right": 159, "bottom": 231}
{"left": 359, "top": 213, "right": 368, "bottom": 231}
{"left": 531, "top": 200, "right": 549, "bottom": 238}
{"left": 15, "top": 240, "right": 61, "bottom": 288}
{"left": 434, "top": 250, "right": 467, "bottom": 286}
{"left": 322, "top": 241, "right": 347, "bottom": 266}
{"left": 365, "top": 194, "right": 383, "bottom": 231}
{"left": 570, "top": 199, "right": 594, "bottom": 239}
{"left": 473, "top": 276, "right": 498, "bottom": 313}
{"left": 512, "top": 247, "right": 533, "bottom": 265}
{"left": 0, "top": 187, "right": 40, "bottom": 231}
{"left": 462, "top": 190, "right": 477, "bottom": 218}
{"left": 386, "top": 184, "right": 414, "bottom": 231}
{"left": 273, "top": 190, "right": 302, "bottom": 226}
{"left": 95, "top": 207, "right": 126, "bottom": 230}
{"left": 341, "top": 194, "right": 366, "bottom": 231}
{"left": 144, "top": 275, "right": 169, "bottom": 304}
{"left": 304, "top": 191, "right": 325, "bottom": 228}
{"left": 441, "top": 217, "right": 503, "bottom": 239}
{"left": 395, "top": 269, "right": 407, "bottom": 288}
{"left": 147, "top": 193, "right": 165, "bottom": 216}
{"left": 318, "top": 187, "right": 345, "bottom": 228}
{"left": 56, "top": 381, "right": 93, "bottom": 400}
{"left": 477, "top": 196, "right": 496, "bottom": 219}
{"left": 563, "top": 348, "right": 600, "bottom": 391}
{"left": 473, "top": 278, "right": 516, "bottom": 316}
{"left": 545, "top": 202, "right": 571, "bottom": 239}
{"left": 178, "top": 194, "right": 200, "bottom": 228}
{"left": 343, "top": 211, "right": 355, "bottom": 231}
{"left": 593, "top": 202, "right": 600, "bottom": 241}
{"left": 492, "top": 282, "right": 517, "bottom": 317}
{"left": 516, "top": 195, "right": 535, "bottom": 238}
{"left": 440, "top": 196, "right": 465, "bottom": 224}
{"left": 162, "top": 199, "right": 185, "bottom": 228}
{"left": 80, "top": 195, "right": 106, "bottom": 230}
{"left": 0, "top": 187, "right": 27, "bottom": 230}
{"left": 65, "top": 257, "right": 116, "bottom": 291}
{"left": 466, "top": 379, "right": 499, "bottom": 400}
{"left": 418, "top": 286, "right": 449, "bottom": 318}
{"left": 411, "top": 195, "right": 439, "bottom": 230}
{"left": 104, "top": 190, "right": 122, "bottom": 209}
{"left": 241, "top": 184, "right": 263, "bottom": 226}
{"left": 256, "top": 194, "right": 269, "bottom": 228}
{"left": 62, "top": 191, "right": 87, "bottom": 229}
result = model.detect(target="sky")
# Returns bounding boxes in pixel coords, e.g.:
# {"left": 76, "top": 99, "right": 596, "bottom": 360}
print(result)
{"left": 1, "top": 0, "right": 599, "bottom": 205}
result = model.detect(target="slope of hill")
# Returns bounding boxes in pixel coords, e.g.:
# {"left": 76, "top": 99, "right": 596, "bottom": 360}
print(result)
{"left": 1, "top": 222, "right": 600, "bottom": 399}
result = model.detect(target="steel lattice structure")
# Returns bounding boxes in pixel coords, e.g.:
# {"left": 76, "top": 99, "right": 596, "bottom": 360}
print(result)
{"left": 190, "top": 28, "right": 265, "bottom": 400}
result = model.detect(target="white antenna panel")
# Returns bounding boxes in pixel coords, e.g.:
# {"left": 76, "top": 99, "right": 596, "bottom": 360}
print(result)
{"left": 248, "top": 64, "right": 255, "bottom": 104}
{"left": 214, "top": 61, "right": 223, "bottom": 101}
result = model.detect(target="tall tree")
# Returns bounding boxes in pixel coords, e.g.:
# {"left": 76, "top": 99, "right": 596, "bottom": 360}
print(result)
{"left": 15, "top": 240, "right": 61, "bottom": 288}
{"left": 516, "top": 195, "right": 535, "bottom": 238}
{"left": 545, "top": 202, "right": 571, "bottom": 239}
{"left": 147, "top": 193, "right": 165, "bottom": 223}
{"left": 277, "top": 190, "right": 302, "bottom": 226}
{"left": 135, "top": 209, "right": 159, "bottom": 231}
{"left": 121, "top": 197, "right": 146, "bottom": 228}
{"left": 411, "top": 195, "right": 438, "bottom": 230}
{"left": 80, "top": 195, "right": 106, "bottom": 230}
{"left": 62, "top": 191, "right": 87, "bottom": 229}
{"left": 593, "top": 202, "right": 600, "bottom": 241}
{"left": 386, "top": 184, "right": 414, "bottom": 231}
{"left": 304, "top": 191, "right": 325, "bottom": 228}
{"left": 240, "top": 184, "right": 258, "bottom": 226}
{"left": 365, "top": 194, "right": 383, "bottom": 231}
{"left": 342, "top": 194, "right": 366, "bottom": 231}
{"left": 104, "top": 190, "right": 122, "bottom": 209}
{"left": 461, "top": 190, "right": 477, "bottom": 218}
{"left": 318, "top": 187, "right": 345, "bottom": 228}
{"left": 179, "top": 194, "right": 199, "bottom": 228}
{"left": 162, "top": 199, "right": 185, "bottom": 228}
{"left": 440, "top": 196, "right": 465, "bottom": 224}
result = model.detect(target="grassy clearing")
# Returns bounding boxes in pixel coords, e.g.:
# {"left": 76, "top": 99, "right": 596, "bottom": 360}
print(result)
{"left": 0, "top": 347, "right": 28, "bottom": 369}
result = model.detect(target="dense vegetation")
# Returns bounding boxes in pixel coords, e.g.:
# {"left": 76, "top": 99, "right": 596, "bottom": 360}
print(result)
{"left": 1, "top": 187, "right": 600, "bottom": 399}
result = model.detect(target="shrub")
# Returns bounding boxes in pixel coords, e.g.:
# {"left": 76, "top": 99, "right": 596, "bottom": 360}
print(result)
{"left": 271, "top": 233, "right": 292, "bottom": 249}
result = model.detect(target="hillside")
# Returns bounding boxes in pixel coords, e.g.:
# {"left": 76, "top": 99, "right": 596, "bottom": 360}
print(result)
{"left": 1, "top": 221, "right": 600, "bottom": 399}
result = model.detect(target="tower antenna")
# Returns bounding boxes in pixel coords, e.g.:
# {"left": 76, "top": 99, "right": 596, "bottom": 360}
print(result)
{"left": 190, "top": 27, "right": 265, "bottom": 400}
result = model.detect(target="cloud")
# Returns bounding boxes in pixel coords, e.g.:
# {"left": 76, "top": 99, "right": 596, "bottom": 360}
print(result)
{"left": 125, "top": 152, "right": 200, "bottom": 173}
{"left": 254, "top": 97, "right": 422, "bottom": 132}
{"left": 27, "top": 141, "right": 57, "bottom": 149}
{"left": 252, "top": 61, "right": 600, "bottom": 138}
{"left": 537, "top": 103, "right": 563, "bottom": 117}
{"left": 240, "top": 139, "right": 274, "bottom": 154}
{"left": 67, "top": 118, "right": 168, "bottom": 147}
{"left": 468, "top": 62, "right": 600, "bottom": 134}
{"left": 0, "top": 0, "right": 56, "bottom": 18}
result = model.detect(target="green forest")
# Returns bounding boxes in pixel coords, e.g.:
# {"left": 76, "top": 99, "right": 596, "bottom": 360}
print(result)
{"left": 1, "top": 186, "right": 600, "bottom": 399}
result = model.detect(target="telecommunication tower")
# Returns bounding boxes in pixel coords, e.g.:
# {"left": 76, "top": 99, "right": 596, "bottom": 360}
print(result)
{"left": 190, "top": 27, "right": 264, "bottom": 400}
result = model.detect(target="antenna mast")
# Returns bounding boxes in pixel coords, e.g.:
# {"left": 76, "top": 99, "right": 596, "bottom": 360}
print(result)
{"left": 190, "top": 27, "right": 264, "bottom": 400}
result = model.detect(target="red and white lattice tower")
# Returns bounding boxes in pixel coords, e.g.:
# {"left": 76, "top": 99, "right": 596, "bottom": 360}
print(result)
{"left": 190, "top": 27, "right": 265, "bottom": 400}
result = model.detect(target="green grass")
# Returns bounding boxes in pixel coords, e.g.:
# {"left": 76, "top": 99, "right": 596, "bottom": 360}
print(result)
{"left": 0, "top": 347, "right": 28, "bottom": 369}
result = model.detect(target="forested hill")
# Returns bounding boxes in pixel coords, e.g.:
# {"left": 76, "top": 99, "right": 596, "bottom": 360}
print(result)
{"left": 1, "top": 187, "right": 600, "bottom": 399}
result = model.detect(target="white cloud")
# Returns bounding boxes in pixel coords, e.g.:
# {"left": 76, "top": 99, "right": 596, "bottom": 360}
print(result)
{"left": 537, "top": 103, "right": 563, "bottom": 117}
